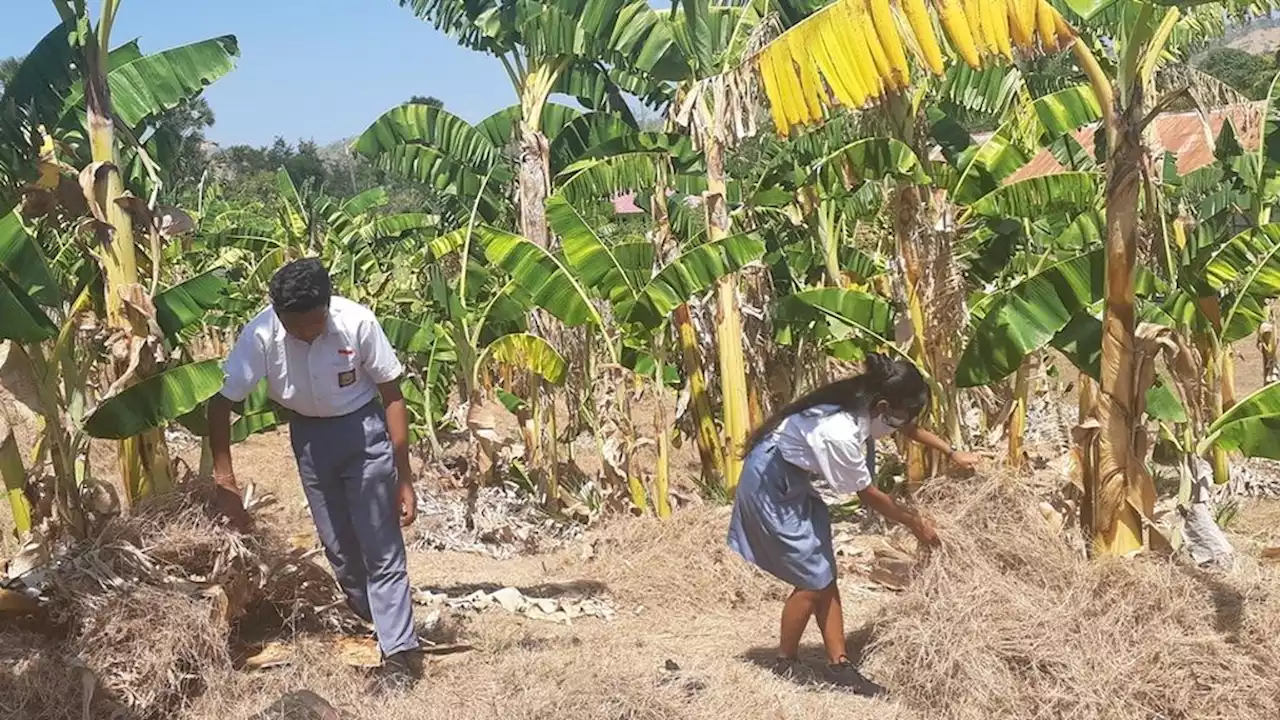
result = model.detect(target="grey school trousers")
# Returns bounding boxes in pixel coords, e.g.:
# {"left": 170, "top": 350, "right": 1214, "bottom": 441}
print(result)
{"left": 289, "top": 400, "right": 418, "bottom": 657}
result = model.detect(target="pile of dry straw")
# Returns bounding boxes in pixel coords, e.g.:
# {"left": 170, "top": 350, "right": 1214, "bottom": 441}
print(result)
{"left": 862, "top": 479, "right": 1280, "bottom": 720}
{"left": 2, "top": 480, "right": 346, "bottom": 720}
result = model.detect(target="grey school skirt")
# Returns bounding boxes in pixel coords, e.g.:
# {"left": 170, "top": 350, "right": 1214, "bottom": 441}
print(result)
{"left": 727, "top": 433, "right": 875, "bottom": 591}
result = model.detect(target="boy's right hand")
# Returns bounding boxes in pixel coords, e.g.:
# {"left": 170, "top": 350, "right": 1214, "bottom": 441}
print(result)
{"left": 912, "top": 517, "right": 940, "bottom": 548}
{"left": 213, "top": 474, "right": 253, "bottom": 533}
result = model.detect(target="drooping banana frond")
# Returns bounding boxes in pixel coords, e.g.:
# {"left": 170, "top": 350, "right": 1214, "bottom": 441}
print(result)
{"left": 778, "top": 287, "right": 896, "bottom": 348}
{"left": 555, "top": 152, "right": 668, "bottom": 208}
{"left": 956, "top": 249, "right": 1103, "bottom": 387}
{"left": 809, "top": 136, "right": 931, "bottom": 192}
{"left": 621, "top": 232, "right": 766, "bottom": 328}
{"left": 354, "top": 103, "right": 513, "bottom": 184}
{"left": 752, "top": 0, "right": 1075, "bottom": 136}
{"left": 59, "top": 36, "right": 240, "bottom": 130}
{"left": 546, "top": 194, "right": 641, "bottom": 307}
{"left": 1200, "top": 381, "right": 1280, "bottom": 460}
{"left": 967, "top": 171, "right": 1101, "bottom": 219}
{"left": 480, "top": 332, "right": 568, "bottom": 385}
{"left": 475, "top": 102, "right": 584, "bottom": 149}
{"left": 952, "top": 84, "right": 1102, "bottom": 203}
{"left": 549, "top": 112, "right": 639, "bottom": 172}
{"left": 476, "top": 225, "right": 604, "bottom": 328}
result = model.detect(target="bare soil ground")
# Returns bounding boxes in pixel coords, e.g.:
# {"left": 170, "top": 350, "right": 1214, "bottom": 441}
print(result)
{"left": 176, "top": 430, "right": 914, "bottom": 720}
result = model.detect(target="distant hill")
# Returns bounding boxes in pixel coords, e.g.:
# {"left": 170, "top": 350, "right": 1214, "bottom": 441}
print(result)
{"left": 1226, "top": 17, "right": 1280, "bottom": 55}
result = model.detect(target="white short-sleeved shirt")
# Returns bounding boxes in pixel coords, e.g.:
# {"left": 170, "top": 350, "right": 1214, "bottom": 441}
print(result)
{"left": 774, "top": 404, "right": 895, "bottom": 496}
{"left": 219, "top": 296, "right": 404, "bottom": 418}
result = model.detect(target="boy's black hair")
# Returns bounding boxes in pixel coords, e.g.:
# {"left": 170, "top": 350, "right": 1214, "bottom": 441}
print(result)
{"left": 743, "top": 353, "right": 930, "bottom": 454}
{"left": 269, "top": 258, "right": 332, "bottom": 314}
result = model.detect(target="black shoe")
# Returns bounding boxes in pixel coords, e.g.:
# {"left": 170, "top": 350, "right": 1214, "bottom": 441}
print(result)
{"left": 365, "top": 650, "right": 422, "bottom": 696}
{"left": 772, "top": 657, "right": 801, "bottom": 680}
{"left": 824, "top": 659, "right": 886, "bottom": 697}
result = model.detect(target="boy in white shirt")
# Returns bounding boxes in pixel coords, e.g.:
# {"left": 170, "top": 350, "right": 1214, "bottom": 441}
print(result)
{"left": 208, "top": 258, "right": 420, "bottom": 692}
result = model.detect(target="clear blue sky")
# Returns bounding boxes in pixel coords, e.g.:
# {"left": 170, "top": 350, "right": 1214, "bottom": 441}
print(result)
{"left": 0, "top": 0, "right": 514, "bottom": 147}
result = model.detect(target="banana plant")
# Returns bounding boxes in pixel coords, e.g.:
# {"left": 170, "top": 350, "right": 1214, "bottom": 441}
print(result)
{"left": 384, "top": 0, "right": 682, "bottom": 248}
{"left": 1, "top": 207, "right": 232, "bottom": 536}
{"left": 0, "top": 4, "right": 241, "bottom": 513}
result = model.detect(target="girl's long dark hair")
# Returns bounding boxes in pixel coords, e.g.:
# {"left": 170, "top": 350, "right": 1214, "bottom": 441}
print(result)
{"left": 743, "top": 353, "right": 930, "bottom": 455}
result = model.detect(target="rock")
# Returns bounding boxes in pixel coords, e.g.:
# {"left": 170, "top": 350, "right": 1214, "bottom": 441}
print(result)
{"left": 250, "top": 690, "right": 344, "bottom": 720}
{"left": 490, "top": 586, "right": 526, "bottom": 613}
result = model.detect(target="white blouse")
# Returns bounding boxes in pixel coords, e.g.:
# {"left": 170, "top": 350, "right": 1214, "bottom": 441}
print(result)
{"left": 773, "top": 404, "right": 895, "bottom": 496}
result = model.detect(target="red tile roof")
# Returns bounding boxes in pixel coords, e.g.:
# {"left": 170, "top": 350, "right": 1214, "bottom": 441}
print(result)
{"left": 980, "top": 103, "right": 1264, "bottom": 184}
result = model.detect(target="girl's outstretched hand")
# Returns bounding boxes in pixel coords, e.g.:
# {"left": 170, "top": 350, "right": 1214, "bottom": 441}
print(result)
{"left": 949, "top": 450, "right": 981, "bottom": 470}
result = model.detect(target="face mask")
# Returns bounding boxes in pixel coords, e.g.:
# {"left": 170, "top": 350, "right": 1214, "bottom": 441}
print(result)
{"left": 882, "top": 411, "right": 911, "bottom": 428}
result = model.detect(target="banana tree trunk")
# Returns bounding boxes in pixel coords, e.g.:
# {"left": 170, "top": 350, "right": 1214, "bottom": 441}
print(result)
{"left": 706, "top": 132, "right": 750, "bottom": 498}
{"left": 0, "top": 408, "right": 31, "bottom": 537}
{"left": 891, "top": 183, "right": 938, "bottom": 489}
{"left": 1259, "top": 317, "right": 1278, "bottom": 384}
{"left": 654, "top": 342, "right": 672, "bottom": 520}
{"left": 80, "top": 5, "right": 172, "bottom": 502}
{"left": 1094, "top": 94, "right": 1156, "bottom": 556}
{"left": 518, "top": 122, "right": 551, "bottom": 250}
{"left": 653, "top": 168, "right": 724, "bottom": 493}
{"left": 674, "top": 304, "right": 725, "bottom": 488}
{"left": 1007, "top": 356, "right": 1031, "bottom": 468}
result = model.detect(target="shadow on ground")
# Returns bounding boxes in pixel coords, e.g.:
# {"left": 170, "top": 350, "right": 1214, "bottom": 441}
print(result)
{"left": 740, "top": 622, "right": 888, "bottom": 696}
{"left": 414, "top": 579, "right": 607, "bottom": 598}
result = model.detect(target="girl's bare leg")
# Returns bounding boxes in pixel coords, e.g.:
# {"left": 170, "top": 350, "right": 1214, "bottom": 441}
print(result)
{"left": 778, "top": 587, "right": 820, "bottom": 659}
{"left": 812, "top": 582, "right": 848, "bottom": 664}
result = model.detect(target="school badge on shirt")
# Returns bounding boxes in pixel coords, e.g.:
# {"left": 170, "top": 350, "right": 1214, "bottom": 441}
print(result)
{"left": 337, "top": 347, "right": 356, "bottom": 387}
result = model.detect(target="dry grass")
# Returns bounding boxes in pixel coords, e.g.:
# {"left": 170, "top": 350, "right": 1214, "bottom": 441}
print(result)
{"left": 862, "top": 479, "right": 1280, "bottom": 720}
{"left": 4, "top": 479, "right": 348, "bottom": 720}
{"left": 7, "top": 427, "right": 1280, "bottom": 720}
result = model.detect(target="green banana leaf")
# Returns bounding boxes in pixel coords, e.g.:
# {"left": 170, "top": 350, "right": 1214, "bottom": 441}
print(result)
{"left": 1049, "top": 309, "right": 1103, "bottom": 379}
{"left": 0, "top": 21, "right": 78, "bottom": 158}
{"left": 1199, "top": 224, "right": 1280, "bottom": 300}
{"left": 968, "top": 171, "right": 1101, "bottom": 219}
{"left": 474, "top": 103, "right": 582, "bottom": 148}
{"left": 549, "top": 112, "right": 638, "bottom": 172}
{"left": 340, "top": 187, "right": 391, "bottom": 217}
{"left": 781, "top": 288, "right": 896, "bottom": 343}
{"left": 952, "top": 84, "right": 1101, "bottom": 204}
{"left": 478, "top": 226, "right": 603, "bottom": 328}
{"left": 77, "top": 36, "right": 240, "bottom": 129}
{"left": 154, "top": 269, "right": 229, "bottom": 340}
{"left": 546, "top": 195, "right": 639, "bottom": 307}
{"left": 940, "top": 64, "right": 1023, "bottom": 117}
{"left": 1032, "top": 85, "right": 1103, "bottom": 140}
{"left": 621, "top": 233, "right": 766, "bottom": 328}
{"left": 956, "top": 250, "right": 1101, "bottom": 387}
{"left": 1146, "top": 376, "right": 1188, "bottom": 424}
{"left": 0, "top": 272, "right": 57, "bottom": 343}
{"left": 354, "top": 103, "right": 513, "bottom": 187}
{"left": 366, "top": 213, "right": 438, "bottom": 240}
{"left": 381, "top": 317, "right": 437, "bottom": 356}
{"left": 556, "top": 152, "right": 665, "bottom": 208}
{"left": 0, "top": 210, "right": 60, "bottom": 306}
{"left": 480, "top": 333, "right": 568, "bottom": 385}
{"left": 810, "top": 137, "right": 930, "bottom": 188}
{"left": 178, "top": 378, "right": 281, "bottom": 444}
{"left": 84, "top": 360, "right": 225, "bottom": 439}
{"left": 568, "top": 131, "right": 700, "bottom": 171}
{"left": 1199, "top": 382, "right": 1280, "bottom": 460}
